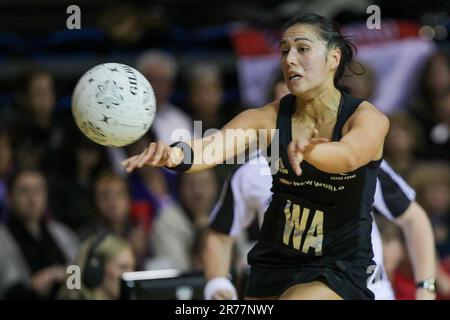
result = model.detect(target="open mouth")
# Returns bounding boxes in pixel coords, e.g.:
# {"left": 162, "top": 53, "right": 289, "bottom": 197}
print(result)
{"left": 288, "top": 74, "right": 302, "bottom": 80}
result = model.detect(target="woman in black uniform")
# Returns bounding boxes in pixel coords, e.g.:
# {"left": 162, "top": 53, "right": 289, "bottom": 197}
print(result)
{"left": 122, "top": 13, "right": 389, "bottom": 300}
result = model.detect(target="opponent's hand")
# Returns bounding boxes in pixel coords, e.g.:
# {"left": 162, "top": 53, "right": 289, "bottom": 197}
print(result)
{"left": 288, "top": 137, "right": 329, "bottom": 176}
{"left": 121, "top": 141, "right": 183, "bottom": 173}
{"left": 204, "top": 277, "right": 238, "bottom": 300}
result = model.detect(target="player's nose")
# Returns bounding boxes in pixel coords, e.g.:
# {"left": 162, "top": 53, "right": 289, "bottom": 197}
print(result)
{"left": 286, "top": 49, "right": 298, "bottom": 66}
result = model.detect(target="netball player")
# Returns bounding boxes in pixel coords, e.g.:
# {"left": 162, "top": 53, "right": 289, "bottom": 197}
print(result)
{"left": 203, "top": 156, "right": 437, "bottom": 300}
{"left": 122, "top": 13, "right": 389, "bottom": 299}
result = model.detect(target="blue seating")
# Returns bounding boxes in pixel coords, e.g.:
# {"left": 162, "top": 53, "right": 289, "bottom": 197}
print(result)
{"left": 42, "top": 28, "right": 108, "bottom": 55}
{"left": 0, "top": 33, "right": 27, "bottom": 58}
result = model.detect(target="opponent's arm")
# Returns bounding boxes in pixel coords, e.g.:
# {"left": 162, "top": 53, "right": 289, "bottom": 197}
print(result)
{"left": 394, "top": 202, "right": 437, "bottom": 300}
{"left": 203, "top": 230, "right": 234, "bottom": 280}
{"left": 203, "top": 230, "right": 237, "bottom": 300}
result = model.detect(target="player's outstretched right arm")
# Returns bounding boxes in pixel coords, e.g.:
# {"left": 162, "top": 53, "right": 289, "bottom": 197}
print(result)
{"left": 121, "top": 103, "right": 277, "bottom": 173}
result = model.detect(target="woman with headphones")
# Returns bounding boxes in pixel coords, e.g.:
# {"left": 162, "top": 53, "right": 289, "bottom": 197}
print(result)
{"left": 59, "top": 233, "right": 135, "bottom": 300}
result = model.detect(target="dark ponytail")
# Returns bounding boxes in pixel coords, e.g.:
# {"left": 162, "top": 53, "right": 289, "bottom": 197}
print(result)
{"left": 283, "top": 13, "right": 357, "bottom": 92}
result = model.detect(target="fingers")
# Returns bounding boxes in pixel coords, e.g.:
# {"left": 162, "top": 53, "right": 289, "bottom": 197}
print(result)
{"left": 312, "top": 128, "right": 319, "bottom": 138}
{"left": 302, "top": 137, "right": 329, "bottom": 153}
{"left": 121, "top": 143, "right": 154, "bottom": 173}
{"left": 287, "top": 135, "right": 329, "bottom": 176}
{"left": 310, "top": 137, "right": 329, "bottom": 144}
{"left": 148, "top": 142, "right": 166, "bottom": 166}
{"left": 121, "top": 155, "right": 139, "bottom": 173}
{"left": 120, "top": 142, "right": 171, "bottom": 173}
{"left": 296, "top": 139, "right": 309, "bottom": 153}
{"left": 164, "top": 148, "right": 174, "bottom": 167}
{"left": 137, "top": 143, "right": 156, "bottom": 168}
{"left": 160, "top": 147, "right": 170, "bottom": 166}
{"left": 288, "top": 140, "right": 303, "bottom": 176}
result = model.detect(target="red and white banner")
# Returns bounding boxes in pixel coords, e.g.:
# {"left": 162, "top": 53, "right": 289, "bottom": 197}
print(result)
{"left": 231, "top": 20, "right": 437, "bottom": 114}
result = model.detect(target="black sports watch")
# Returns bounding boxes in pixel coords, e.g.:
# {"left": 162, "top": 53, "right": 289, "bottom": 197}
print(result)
{"left": 416, "top": 278, "right": 436, "bottom": 293}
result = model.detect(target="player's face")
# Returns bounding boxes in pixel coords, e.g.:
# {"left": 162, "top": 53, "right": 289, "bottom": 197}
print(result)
{"left": 280, "top": 24, "right": 339, "bottom": 97}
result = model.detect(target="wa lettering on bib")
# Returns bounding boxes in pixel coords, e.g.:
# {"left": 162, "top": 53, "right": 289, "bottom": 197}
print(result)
{"left": 279, "top": 195, "right": 336, "bottom": 256}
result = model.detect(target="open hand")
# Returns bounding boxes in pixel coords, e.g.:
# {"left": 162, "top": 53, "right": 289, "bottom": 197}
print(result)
{"left": 287, "top": 137, "right": 329, "bottom": 176}
{"left": 121, "top": 141, "right": 183, "bottom": 173}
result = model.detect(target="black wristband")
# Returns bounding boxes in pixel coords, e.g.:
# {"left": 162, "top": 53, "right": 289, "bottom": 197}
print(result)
{"left": 165, "top": 141, "right": 194, "bottom": 172}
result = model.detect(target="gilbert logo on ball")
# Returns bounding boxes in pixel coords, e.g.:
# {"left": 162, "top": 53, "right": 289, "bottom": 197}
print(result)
{"left": 72, "top": 63, "right": 156, "bottom": 147}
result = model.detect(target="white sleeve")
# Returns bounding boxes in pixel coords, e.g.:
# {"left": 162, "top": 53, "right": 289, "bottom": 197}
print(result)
{"left": 209, "top": 161, "right": 272, "bottom": 237}
{"left": 373, "top": 160, "right": 416, "bottom": 221}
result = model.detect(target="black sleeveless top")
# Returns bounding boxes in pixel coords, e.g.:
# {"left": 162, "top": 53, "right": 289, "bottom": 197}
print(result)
{"left": 249, "top": 92, "right": 381, "bottom": 267}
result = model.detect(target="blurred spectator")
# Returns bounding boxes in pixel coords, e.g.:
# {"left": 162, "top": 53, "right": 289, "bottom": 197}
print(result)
{"left": 383, "top": 112, "right": 426, "bottom": 176}
{"left": 58, "top": 233, "right": 135, "bottom": 300}
{"left": 0, "top": 169, "right": 79, "bottom": 299}
{"left": 268, "top": 71, "right": 289, "bottom": 102}
{"left": 410, "top": 51, "right": 450, "bottom": 149}
{"left": 72, "top": 137, "right": 111, "bottom": 191}
{"left": 98, "top": 3, "right": 171, "bottom": 51}
{"left": 426, "top": 88, "right": 450, "bottom": 161}
{"left": 179, "top": 170, "right": 219, "bottom": 229}
{"left": 408, "top": 161, "right": 450, "bottom": 258}
{"left": 339, "top": 61, "right": 377, "bottom": 101}
{"left": 99, "top": 3, "right": 147, "bottom": 48}
{"left": 124, "top": 132, "right": 177, "bottom": 233}
{"left": 13, "top": 65, "right": 74, "bottom": 174}
{"left": 136, "top": 50, "right": 194, "bottom": 144}
{"left": 48, "top": 135, "right": 112, "bottom": 232}
{"left": 149, "top": 169, "right": 219, "bottom": 272}
{"left": 0, "top": 126, "right": 13, "bottom": 223}
{"left": 190, "top": 227, "right": 209, "bottom": 272}
{"left": 185, "top": 61, "right": 233, "bottom": 132}
{"left": 78, "top": 171, "right": 148, "bottom": 269}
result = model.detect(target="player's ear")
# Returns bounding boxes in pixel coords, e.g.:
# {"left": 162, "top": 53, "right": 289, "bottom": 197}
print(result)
{"left": 328, "top": 48, "right": 341, "bottom": 71}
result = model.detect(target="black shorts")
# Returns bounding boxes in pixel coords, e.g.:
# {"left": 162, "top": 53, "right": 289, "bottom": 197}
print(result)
{"left": 245, "top": 259, "right": 375, "bottom": 300}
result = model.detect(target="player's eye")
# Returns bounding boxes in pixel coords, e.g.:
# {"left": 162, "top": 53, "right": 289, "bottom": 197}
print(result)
{"left": 281, "top": 48, "right": 289, "bottom": 55}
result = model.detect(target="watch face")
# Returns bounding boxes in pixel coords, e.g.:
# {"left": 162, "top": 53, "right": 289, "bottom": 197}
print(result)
{"left": 422, "top": 279, "right": 436, "bottom": 292}
{"left": 417, "top": 279, "right": 436, "bottom": 292}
